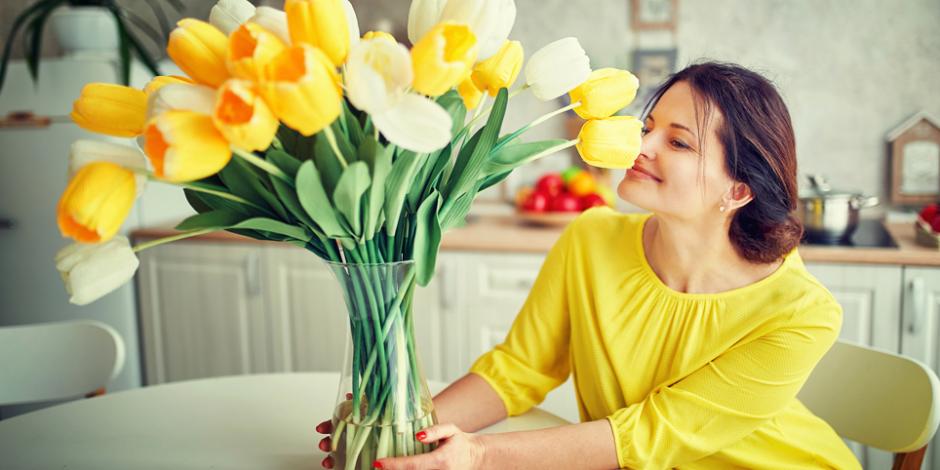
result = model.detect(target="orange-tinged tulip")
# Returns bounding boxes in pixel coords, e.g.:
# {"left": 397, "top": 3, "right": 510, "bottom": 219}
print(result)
{"left": 576, "top": 116, "right": 643, "bottom": 169}
{"left": 143, "top": 110, "right": 232, "bottom": 183}
{"left": 260, "top": 44, "right": 342, "bottom": 136}
{"left": 57, "top": 162, "right": 136, "bottom": 243}
{"left": 71, "top": 83, "right": 147, "bottom": 137}
{"left": 285, "top": 0, "right": 350, "bottom": 66}
{"left": 228, "top": 22, "right": 287, "bottom": 81}
{"left": 569, "top": 68, "right": 640, "bottom": 119}
{"left": 457, "top": 76, "right": 483, "bottom": 110}
{"left": 143, "top": 75, "right": 196, "bottom": 96}
{"left": 471, "top": 40, "right": 522, "bottom": 96}
{"left": 167, "top": 19, "right": 230, "bottom": 87}
{"left": 411, "top": 22, "right": 477, "bottom": 97}
{"left": 214, "top": 79, "right": 279, "bottom": 151}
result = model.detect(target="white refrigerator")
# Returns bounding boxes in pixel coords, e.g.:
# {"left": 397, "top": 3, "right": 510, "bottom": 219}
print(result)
{"left": 0, "top": 58, "right": 194, "bottom": 417}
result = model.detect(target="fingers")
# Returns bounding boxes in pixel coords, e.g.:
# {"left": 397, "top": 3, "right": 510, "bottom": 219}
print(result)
{"left": 316, "top": 420, "right": 332, "bottom": 434}
{"left": 318, "top": 436, "right": 332, "bottom": 453}
{"left": 415, "top": 423, "right": 460, "bottom": 444}
{"left": 375, "top": 452, "right": 440, "bottom": 470}
{"left": 321, "top": 455, "right": 334, "bottom": 469}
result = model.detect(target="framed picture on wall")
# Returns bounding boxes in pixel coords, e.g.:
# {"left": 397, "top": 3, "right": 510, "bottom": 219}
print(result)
{"left": 887, "top": 111, "right": 940, "bottom": 205}
{"left": 630, "top": 0, "right": 678, "bottom": 30}
{"left": 625, "top": 48, "right": 678, "bottom": 115}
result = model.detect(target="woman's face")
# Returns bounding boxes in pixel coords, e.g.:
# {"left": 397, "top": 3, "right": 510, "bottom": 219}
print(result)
{"left": 617, "top": 81, "right": 737, "bottom": 221}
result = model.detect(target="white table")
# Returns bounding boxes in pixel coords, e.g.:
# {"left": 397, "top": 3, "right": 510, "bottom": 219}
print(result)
{"left": 0, "top": 373, "right": 570, "bottom": 469}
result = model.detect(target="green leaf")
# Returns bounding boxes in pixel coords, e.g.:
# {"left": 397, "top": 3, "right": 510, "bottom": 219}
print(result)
{"left": 343, "top": 100, "right": 364, "bottom": 149}
{"left": 359, "top": 138, "right": 392, "bottom": 239}
{"left": 483, "top": 139, "right": 570, "bottom": 175}
{"left": 296, "top": 160, "right": 348, "bottom": 239}
{"left": 175, "top": 209, "right": 244, "bottom": 231}
{"left": 332, "top": 161, "right": 371, "bottom": 238}
{"left": 479, "top": 169, "right": 512, "bottom": 192}
{"left": 436, "top": 90, "right": 468, "bottom": 137}
{"left": 266, "top": 148, "right": 302, "bottom": 177}
{"left": 277, "top": 126, "right": 316, "bottom": 161}
{"left": 219, "top": 158, "right": 291, "bottom": 220}
{"left": 407, "top": 152, "right": 436, "bottom": 211}
{"left": 232, "top": 218, "right": 311, "bottom": 242}
{"left": 441, "top": 182, "right": 480, "bottom": 231}
{"left": 271, "top": 176, "right": 320, "bottom": 234}
{"left": 314, "top": 133, "right": 344, "bottom": 195}
{"left": 183, "top": 185, "right": 264, "bottom": 218}
{"left": 0, "top": 0, "right": 65, "bottom": 93}
{"left": 384, "top": 152, "right": 426, "bottom": 237}
{"left": 444, "top": 88, "right": 508, "bottom": 202}
{"left": 24, "top": 4, "right": 56, "bottom": 83}
{"left": 413, "top": 192, "right": 442, "bottom": 287}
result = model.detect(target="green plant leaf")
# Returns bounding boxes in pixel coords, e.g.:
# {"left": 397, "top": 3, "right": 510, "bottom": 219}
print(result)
{"left": 219, "top": 160, "right": 275, "bottom": 215}
{"left": 343, "top": 100, "right": 364, "bottom": 149}
{"left": 277, "top": 126, "right": 316, "bottom": 161}
{"left": 232, "top": 218, "right": 311, "bottom": 242}
{"left": 332, "top": 161, "right": 371, "bottom": 238}
{"left": 363, "top": 140, "right": 392, "bottom": 239}
{"left": 175, "top": 209, "right": 245, "bottom": 231}
{"left": 444, "top": 88, "right": 508, "bottom": 202}
{"left": 24, "top": 3, "right": 57, "bottom": 83}
{"left": 384, "top": 151, "right": 426, "bottom": 237}
{"left": 296, "top": 160, "right": 348, "bottom": 239}
{"left": 271, "top": 176, "right": 319, "bottom": 233}
{"left": 436, "top": 90, "right": 468, "bottom": 136}
{"left": 314, "top": 133, "right": 344, "bottom": 194}
{"left": 0, "top": 0, "right": 66, "bottom": 93}
{"left": 266, "top": 148, "right": 302, "bottom": 177}
{"left": 413, "top": 191, "right": 442, "bottom": 287}
{"left": 479, "top": 169, "right": 512, "bottom": 192}
{"left": 441, "top": 182, "right": 480, "bottom": 231}
{"left": 483, "top": 139, "right": 570, "bottom": 175}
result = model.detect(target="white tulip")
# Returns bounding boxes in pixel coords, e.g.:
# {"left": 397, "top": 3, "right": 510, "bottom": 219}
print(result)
{"left": 249, "top": 6, "right": 290, "bottom": 44}
{"left": 372, "top": 94, "right": 453, "bottom": 153}
{"left": 147, "top": 83, "right": 217, "bottom": 120}
{"left": 342, "top": 0, "right": 361, "bottom": 47}
{"left": 345, "top": 38, "right": 413, "bottom": 114}
{"left": 524, "top": 37, "right": 591, "bottom": 101}
{"left": 55, "top": 236, "right": 140, "bottom": 306}
{"left": 209, "top": 0, "right": 257, "bottom": 35}
{"left": 407, "top": 0, "right": 447, "bottom": 45}
{"left": 439, "top": 0, "right": 515, "bottom": 60}
{"left": 69, "top": 140, "right": 149, "bottom": 197}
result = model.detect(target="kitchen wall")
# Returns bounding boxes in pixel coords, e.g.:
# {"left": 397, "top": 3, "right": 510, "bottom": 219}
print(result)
{"left": 2, "top": 0, "right": 939, "bottom": 213}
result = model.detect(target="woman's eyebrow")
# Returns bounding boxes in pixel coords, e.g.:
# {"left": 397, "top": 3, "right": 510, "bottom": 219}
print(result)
{"left": 647, "top": 115, "right": 698, "bottom": 141}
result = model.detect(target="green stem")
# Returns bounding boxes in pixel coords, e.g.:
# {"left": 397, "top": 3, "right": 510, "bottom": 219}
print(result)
{"left": 232, "top": 147, "right": 293, "bottom": 185}
{"left": 323, "top": 126, "right": 349, "bottom": 169}
{"left": 132, "top": 228, "right": 215, "bottom": 252}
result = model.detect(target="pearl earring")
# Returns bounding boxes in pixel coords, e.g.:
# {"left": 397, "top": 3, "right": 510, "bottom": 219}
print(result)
{"left": 719, "top": 205, "right": 726, "bottom": 213}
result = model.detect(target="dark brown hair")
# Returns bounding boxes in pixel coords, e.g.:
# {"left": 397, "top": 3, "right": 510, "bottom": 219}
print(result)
{"left": 642, "top": 61, "right": 803, "bottom": 263}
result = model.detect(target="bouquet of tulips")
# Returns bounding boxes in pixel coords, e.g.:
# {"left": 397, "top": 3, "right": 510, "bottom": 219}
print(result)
{"left": 53, "top": 0, "right": 642, "bottom": 467}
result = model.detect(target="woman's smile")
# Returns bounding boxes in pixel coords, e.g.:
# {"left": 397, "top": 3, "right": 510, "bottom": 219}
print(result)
{"left": 626, "top": 164, "right": 663, "bottom": 183}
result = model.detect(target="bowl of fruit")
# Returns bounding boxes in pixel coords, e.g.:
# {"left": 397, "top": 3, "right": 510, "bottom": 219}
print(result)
{"left": 915, "top": 203, "right": 940, "bottom": 249}
{"left": 515, "top": 166, "right": 616, "bottom": 227}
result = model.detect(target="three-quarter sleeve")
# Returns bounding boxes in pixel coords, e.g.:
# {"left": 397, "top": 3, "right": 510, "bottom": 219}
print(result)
{"left": 468, "top": 222, "right": 575, "bottom": 417}
{"left": 606, "top": 301, "right": 842, "bottom": 469}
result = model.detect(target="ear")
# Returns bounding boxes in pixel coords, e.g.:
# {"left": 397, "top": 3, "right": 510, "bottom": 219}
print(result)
{"left": 724, "top": 181, "right": 753, "bottom": 211}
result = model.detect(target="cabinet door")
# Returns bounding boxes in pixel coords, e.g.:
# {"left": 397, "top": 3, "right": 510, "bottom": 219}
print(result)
{"left": 453, "top": 253, "right": 580, "bottom": 423}
{"left": 803, "top": 263, "right": 903, "bottom": 469}
{"left": 263, "top": 246, "right": 446, "bottom": 382}
{"left": 137, "top": 242, "right": 268, "bottom": 385}
{"left": 900, "top": 267, "right": 940, "bottom": 470}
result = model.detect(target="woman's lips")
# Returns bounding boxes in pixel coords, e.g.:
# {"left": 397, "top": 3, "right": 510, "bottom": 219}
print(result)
{"left": 627, "top": 165, "right": 662, "bottom": 182}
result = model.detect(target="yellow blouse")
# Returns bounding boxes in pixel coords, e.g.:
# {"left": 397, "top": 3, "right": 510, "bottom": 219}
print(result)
{"left": 469, "top": 207, "right": 861, "bottom": 469}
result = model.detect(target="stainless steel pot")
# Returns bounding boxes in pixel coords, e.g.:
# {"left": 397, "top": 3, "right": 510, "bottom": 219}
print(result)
{"left": 797, "top": 175, "right": 879, "bottom": 242}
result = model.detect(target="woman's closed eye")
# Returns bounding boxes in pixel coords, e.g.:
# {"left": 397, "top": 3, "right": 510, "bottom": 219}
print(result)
{"left": 671, "top": 138, "right": 690, "bottom": 150}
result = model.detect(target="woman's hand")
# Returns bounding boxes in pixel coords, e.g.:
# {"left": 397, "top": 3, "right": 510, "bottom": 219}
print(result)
{"left": 375, "top": 423, "right": 486, "bottom": 470}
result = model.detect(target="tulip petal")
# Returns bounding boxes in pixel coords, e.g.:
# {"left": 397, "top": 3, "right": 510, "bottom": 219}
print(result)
{"left": 167, "top": 19, "right": 230, "bottom": 87}
{"left": 408, "top": 0, "right": 447, "bottom": 45}
{"left": 69, "top": 140, "right": 148, "bottom": 197}
{"left": 147, "top": 83, "right": 217, "bottom": 120}
{"left": 144, "top": 111, "right": 232, "bottom": 182}
{"left": 55, "top": 237, "right": 140, "bottom": 306}
{"left": 250, "top": 6, "right": 291, "bottom": 44}
{"left": 209, "top": 0, "right": 257, "bottom": 35}
{"left": 372, "top": 93, "right": 452, "bottom": 153}
{"left": 411, "top": 22, "right": 478, "bottom": 97}
{"left": 286, "top": 0, "right": 351, "bottom": 66}
{"left": 261, "top": 45, "right": 342, "bottom": 136}
{"left": 525, "top": 37, "right": 591, "bottom": 101}
{"left": 57, "top": 162, "right": 137, "bottom": 243}
{"left": 342, "top": 0, "right": 360, "bottom": 47}
{"left": 143, "top": 75, "right": 196, "bottom": 96}
{"left": 576, "top": 116, "right": 643, "bottom": 169}
{"left": 71, "top": 83, "right": 147, "bottom": 137}
{"left": 213, "top": 80, "right": 279, "bottom": 151}
{"left": 346, "top": 38, "right": 413, "bottom": 114}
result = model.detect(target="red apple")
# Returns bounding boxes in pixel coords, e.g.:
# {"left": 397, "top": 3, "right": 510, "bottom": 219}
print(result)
{"left": 920, "top": 203, "right": 939, "bottom": 223}
{"left": 931, "top": 214, "right": 940, "bottom": 233}
{"left": 580, "top": 193, "right": 607, "bottom": 210}
{"left": 522, "top": 191, "right": 550, "bottom": 212}
{"left": 535, "top": 174, "right": 564, "bottom": 198}
{"left": 550, "top": 192, "right": 581, "bottom": 212}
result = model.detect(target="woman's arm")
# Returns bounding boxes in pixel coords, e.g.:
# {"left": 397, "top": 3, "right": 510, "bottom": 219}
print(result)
{"left": 478, "top": 420, "right": 619, "bottom": 469}
{"left": 432, "top": 372, "right": 508, "bottom": 432}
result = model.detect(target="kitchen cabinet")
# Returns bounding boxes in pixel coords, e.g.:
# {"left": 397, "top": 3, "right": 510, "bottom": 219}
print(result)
{"left": 900, "top": 267, "right": 940, "bottom": 470}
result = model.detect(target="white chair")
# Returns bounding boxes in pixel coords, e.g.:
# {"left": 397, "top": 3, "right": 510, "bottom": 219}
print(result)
{"left": 799, "top": 340, "right": 940, "bottom": 470}
{"left": 0, "top": 320, "right": 125, "bottom": 407}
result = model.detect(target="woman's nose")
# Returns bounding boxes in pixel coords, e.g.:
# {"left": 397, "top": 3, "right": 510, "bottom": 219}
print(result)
{"left": 638, "top": 135, "right": 657, "bottom": 160}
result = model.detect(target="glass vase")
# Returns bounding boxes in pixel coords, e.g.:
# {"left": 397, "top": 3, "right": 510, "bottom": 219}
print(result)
{"left": 324, "top": 260, "right": 437, "bottom": 470}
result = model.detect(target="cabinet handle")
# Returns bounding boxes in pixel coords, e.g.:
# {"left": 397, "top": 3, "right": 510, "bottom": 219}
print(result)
{"left": 245, "top": 252, "right": 261, "bottom": 296}
{"left": 906, "top": 277, "right": 926, "bottom": 334}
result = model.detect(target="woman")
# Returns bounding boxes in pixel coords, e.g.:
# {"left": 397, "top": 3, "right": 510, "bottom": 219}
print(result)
{"left": 317, "top": 62, "right": 862, "bottom": 469}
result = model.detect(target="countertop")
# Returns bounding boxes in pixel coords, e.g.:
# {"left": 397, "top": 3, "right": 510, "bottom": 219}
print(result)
{"left": 132, "top": 215, "right": 940, "bottom": 267}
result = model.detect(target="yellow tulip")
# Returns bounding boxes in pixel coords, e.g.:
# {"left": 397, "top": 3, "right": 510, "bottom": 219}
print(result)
{"left": 569, "top": 68, "right": 640, "bottom": 120}
{"left": 471, "top": 40, "right": 522, "bottom": 96}
{"left": 411, "top": 22, "right": 477, "bottom": 97}
{"left": 143, "top": 75, "right": 196, "bottom": 96}
{"left": 57, "top": 162, "right": 136, "bottom": 244}
{"left": 228, "top": 22, "right": 287, "bottom": 81}
{"left": 71, "top": 83, "right": 147, "bottom": 137}
{"left": 362, "top": 30, "right": 396, "bottom": 42}
{"left": 457, "top": 77, "right": 483, "bottom": 110}
{"left": 213, "top": 79, "right": 279, "bottom": 151}
{"left": 285, "top": 0, "right": 350, "bottom": 66}
{"left": 167, "top": 19, "right": 230, "bottom": 87}
{"left": 260, "top": 44, "right": 342, "bottom": 136}
{"left": 576, "top": 116, "right": 643, "bottom": 169}
{"left": 143, "top": 110, "right": 232, "bottom": 183}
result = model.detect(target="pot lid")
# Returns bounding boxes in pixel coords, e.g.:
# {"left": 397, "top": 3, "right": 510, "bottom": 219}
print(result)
{"left": 799, "top": 174, "right": 862, "bottom": 199}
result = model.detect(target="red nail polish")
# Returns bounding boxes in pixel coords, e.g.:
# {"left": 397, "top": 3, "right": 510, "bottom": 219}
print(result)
{"left": 373, "top": 461, "right": 383, "bottom": 469}
{"left": 415, "top": 431, "right": 427, "bottom": 441}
